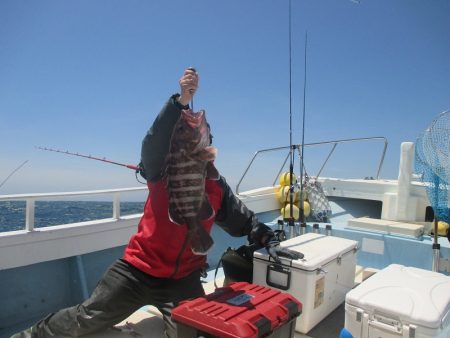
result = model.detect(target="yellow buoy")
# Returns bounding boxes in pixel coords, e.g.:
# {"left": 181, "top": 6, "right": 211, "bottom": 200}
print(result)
{"left": 281, "top": 204, "right": 300, "bottom": 220}
{"left": 280, "top": 201, "right": 310, "bottom": 220}
{"left": 277, "top": 186, "right": 307, "bottom": 204}
{"left": 277, "top": 186, "right": 296, "bottom": 204}
{"left": 302, "top": 201, "right": 311, "bottom": 217}
{"left": 279, "top": 172, "right": 297, "bottom": 187}
{"left": 298, "top": 190, "right": 307, "bottom": 202}
{"left": 437, "top": 221, "right": 449, "bottom": 236}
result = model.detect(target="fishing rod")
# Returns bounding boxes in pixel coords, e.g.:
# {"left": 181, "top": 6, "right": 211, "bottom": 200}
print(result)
{"left": 299, "top": 32, "right": 308, "bottom": 224}
{"left": 288, "top": 0, "right": 296, "bottom": 237}
{"left": 0, "top": 160, "right": 29, "bottom": 190}
{"left": 35, "top": 147, "right": 145, "bottom": 182}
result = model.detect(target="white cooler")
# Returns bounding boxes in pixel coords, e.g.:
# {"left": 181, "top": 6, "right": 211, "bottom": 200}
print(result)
{"left": 253, "top": 233, "right": 358, "bottom": 333}
{"left": 344, "top": 264, "right": 450, "bottom": 338}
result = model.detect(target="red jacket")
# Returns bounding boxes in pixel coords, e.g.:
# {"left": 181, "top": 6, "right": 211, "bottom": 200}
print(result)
{"left": 124, "top": 179, "right": 223, "bottom": 279}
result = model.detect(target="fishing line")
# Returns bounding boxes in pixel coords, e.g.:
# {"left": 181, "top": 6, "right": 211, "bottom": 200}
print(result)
{"left": 0, "top": 160, "right": 29, "bottom": 190}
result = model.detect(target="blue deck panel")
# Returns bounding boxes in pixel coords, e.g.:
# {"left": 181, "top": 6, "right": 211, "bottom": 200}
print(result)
{"left": 0, "top": 247, "right": 126, "bottom": 337}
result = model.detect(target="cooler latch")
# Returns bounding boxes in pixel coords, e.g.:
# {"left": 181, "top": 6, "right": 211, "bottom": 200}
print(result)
{"left": 356, "top": 309, "right": 363, "bottom": 322}
{"left": 316, "top": 267, "right": 328, "bottom": 275}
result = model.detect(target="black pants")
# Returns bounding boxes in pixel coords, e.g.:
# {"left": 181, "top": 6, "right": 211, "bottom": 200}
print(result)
{"left": 12, "top": 259, "right": 205, "bottom": 338}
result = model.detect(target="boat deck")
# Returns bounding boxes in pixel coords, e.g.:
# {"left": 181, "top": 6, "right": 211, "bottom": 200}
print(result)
{"left": 82, "top": 306, "right": 345, "bottom": 338}
{"left": 82, "top": 268, "right": 367, "bottom": 338}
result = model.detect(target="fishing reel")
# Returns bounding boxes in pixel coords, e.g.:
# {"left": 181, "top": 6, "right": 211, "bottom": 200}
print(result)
{"left": 135, "top": 162, "right": 147, "bottom": 183}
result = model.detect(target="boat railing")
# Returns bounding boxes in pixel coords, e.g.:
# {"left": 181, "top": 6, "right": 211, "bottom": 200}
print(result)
{"left": 0, "top": 187, "right": 148, "bottom": 232}
{"left": 236, "top": 136, "right": 388, "bottom": 195}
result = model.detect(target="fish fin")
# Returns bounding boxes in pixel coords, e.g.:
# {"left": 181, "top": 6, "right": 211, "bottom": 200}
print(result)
{"left": 168, "top": 207, "right": 184, "bottom": 225}
{"left": 206, "top": 161, "right": 220, "bottom": 180}
{"left": 187, "top": 222, "right": 214, "bottom": 255}
{"left": 198, "top": 196, "right": 215, "bottom": 221}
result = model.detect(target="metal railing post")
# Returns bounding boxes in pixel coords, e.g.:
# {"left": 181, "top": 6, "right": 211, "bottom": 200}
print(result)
{"left": 113, "top": 192, "right": 121, "bottom": 219}
{"left": 25, "top": 198, "right": 35, "bottom": 231}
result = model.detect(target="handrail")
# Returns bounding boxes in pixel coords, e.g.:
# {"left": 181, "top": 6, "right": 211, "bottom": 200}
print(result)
{"left": 0, "top": 187, "right": 148, "bottom": 232}
{"left": 236, "top": 136, "right": 388, "bottom": 195}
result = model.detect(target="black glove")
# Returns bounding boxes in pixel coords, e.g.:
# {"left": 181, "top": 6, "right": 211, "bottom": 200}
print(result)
{"left": 235, "top": 243, "right": 259, "bottom": 262}
{"left": 264, "top": 236, "right": 304, "bottom": 264}
{"left": 250, "top": 222, "right": 304, "bottom": 263}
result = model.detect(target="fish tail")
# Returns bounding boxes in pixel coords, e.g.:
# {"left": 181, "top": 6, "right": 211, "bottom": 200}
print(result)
{"left": 186, "top": 221, "right": 214, "bottom": 255}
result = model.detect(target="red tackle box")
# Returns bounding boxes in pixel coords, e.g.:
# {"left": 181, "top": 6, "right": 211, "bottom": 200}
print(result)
{"left": 171, "top": 282, "right": 302, "bottom": 338}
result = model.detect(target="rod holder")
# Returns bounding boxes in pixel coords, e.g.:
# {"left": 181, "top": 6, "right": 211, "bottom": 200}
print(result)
{"left": 432, "top": 243, "right": 440, "bottom": 272}
{"left": 288, "top": 220, "right": 296, "bottom": 239}
{"left": 300, "top": 222, "right": 307, "bottom": 235}
{"left": 313, "top": 223, "right": 319, "bottom": 234}
{"left": 278, "top": 219, "right": 285, "bottom": 231}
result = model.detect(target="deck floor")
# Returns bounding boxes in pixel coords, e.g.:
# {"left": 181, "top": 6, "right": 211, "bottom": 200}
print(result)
{"left": 81, "top": 306, "right": 345, "bottom": 338}
{"left": 84, "top": 274, "right": 351, "bottom": 338}
{"left": 6, "top": 265, "right": 369, "bottom": 338}
{"left": 83, "top": 303, "right": 345, "bottom": 338}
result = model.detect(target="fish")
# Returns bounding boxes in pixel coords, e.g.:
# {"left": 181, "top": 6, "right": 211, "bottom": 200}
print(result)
{"left": 165, "top": 108, "right": 219, "bottom": 255}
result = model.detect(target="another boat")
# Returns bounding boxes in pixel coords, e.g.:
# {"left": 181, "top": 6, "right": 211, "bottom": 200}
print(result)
{"left": 1, "top": 137, "right": 449, "bottom": 338}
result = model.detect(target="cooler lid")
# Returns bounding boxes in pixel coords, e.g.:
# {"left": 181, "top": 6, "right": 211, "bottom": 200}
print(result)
{"left": 345, "top": 264, "right": 450, "bottom": 329}
{"left": 253, "top": 233, "right": 358, "bottom": 272}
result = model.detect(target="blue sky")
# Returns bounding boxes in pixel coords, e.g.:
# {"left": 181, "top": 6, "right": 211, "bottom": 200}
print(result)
{"left": 1, "top": 0, "right": 449, "bottom": 197}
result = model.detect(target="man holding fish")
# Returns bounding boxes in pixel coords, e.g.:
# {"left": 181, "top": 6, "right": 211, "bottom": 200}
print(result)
{"left": 12, "top": 68, "right": 300, "bottom": 338}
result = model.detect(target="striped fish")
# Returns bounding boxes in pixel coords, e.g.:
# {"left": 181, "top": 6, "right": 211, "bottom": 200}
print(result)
{"left": 165, "top": 109, "right": 219, "bottom": 255}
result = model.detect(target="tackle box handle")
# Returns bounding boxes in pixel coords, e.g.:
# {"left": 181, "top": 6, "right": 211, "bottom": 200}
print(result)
{"left": 266, "top": 263, "right": 291, "bottom": 290}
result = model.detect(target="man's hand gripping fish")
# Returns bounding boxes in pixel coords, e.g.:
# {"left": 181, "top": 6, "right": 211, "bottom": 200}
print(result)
{"left": 165, "top": 108, "right": 219, "bottom": 255}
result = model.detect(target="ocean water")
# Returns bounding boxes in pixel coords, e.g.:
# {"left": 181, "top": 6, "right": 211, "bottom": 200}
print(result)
{"left": 0, "top": 199, "right": 251, "bottom": 270}
{"left": 0, "top": 201, "right": 145, "bottom": 232}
